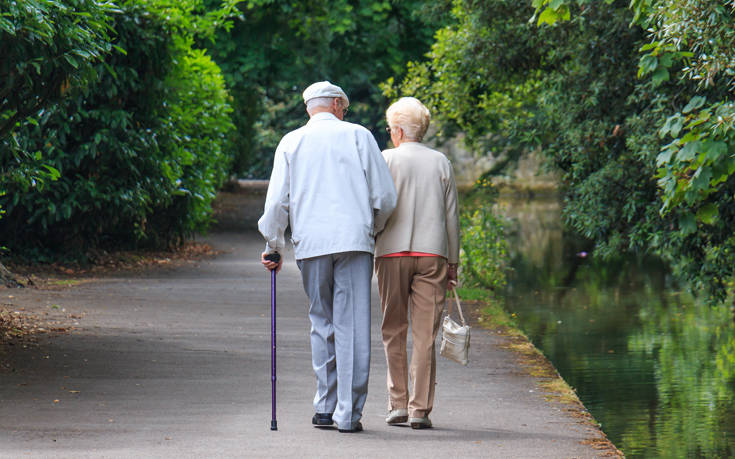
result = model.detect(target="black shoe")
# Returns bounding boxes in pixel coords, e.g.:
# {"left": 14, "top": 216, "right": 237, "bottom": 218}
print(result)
{"left": 312, "top": 413, "right": 334, "bottom": 426}
{"left": 338, "top": 422, "right": 363, "bottom": 433}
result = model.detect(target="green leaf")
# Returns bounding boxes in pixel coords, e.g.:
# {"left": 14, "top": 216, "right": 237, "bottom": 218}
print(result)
{"left": 537, "top": 7, "right": 558, "bottom": 25}
{"left": 537, "top": 5, "right": 569, "bottom": 25}
{"left": 661, "top": 114, "right": 684, "bottom": 138}
{"left": 638, "top": 54, "right": 658, "bottom": 77}
{"left": 658, "top": 53, "right": 673, "bottom": 68}
{"left": 659, "top": 113, "right": 684, "bottom": 138}
{"left": 702, "top": 141, "right": 728, "bottom": 162}
{"left": 42, "top": 165, "right": 60, "bottom": 180}
{"left": 689, "top": 166, "right": 712, "bottom": 193}
{"left": 656, "top": 146, "right": 676, "bottom": 166}
{"left": 679, "top": 213, "right": 697, "bottom": 236}
{"left": 640, "top": 43, "right": 658, "bottom": 52}
{"left": 676, "top": 141, "right": 699, "bottom": 162}
{"left": 64, "top": 55, "right": 80, "bottom": 69}
{"left": 682, "top": 96, "right": 706, "bottom": 114}
{"left": 685, "top": 109, "right": 711, "bottom": 130}
{"left": 670, "top": 116, "right": 684, "bottom": 138}
{"left": 651, "top": 67, "right": 669, "bottom": 86}
{"left": 549, "top": 0, "right": 566, "bottom": 9}
{"left": 696, "top": 203, "right": 719, "bottom": 225}
{"left": 680, "top": 130, "right": 700, "bottom": 143}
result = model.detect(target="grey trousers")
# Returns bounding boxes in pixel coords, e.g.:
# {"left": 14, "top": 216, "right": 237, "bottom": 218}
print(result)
{"left": 297, "top": 251, "right": 373, "bottom": 430}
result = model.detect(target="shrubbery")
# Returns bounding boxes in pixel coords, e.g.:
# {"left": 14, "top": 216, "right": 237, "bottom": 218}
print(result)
{"left": 0, "top": 0, "right": 233, "bottom": 261}
{"left": 459, "top": 180, "right": 508, "bottom": 291}
{"left": 0, "top": 0, "right": 116, "bottom": 138}
{"left": 1, "top": 0, "right": 114, "bottom": 237}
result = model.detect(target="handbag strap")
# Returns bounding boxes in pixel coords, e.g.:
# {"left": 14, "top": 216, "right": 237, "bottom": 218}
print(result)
{"left": 447, "top": 287, "right": 466, "bottom": 326}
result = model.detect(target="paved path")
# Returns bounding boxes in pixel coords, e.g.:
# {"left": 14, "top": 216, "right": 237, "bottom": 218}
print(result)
{"left": 0, "top": 203, "right": 614, "bottom": 457}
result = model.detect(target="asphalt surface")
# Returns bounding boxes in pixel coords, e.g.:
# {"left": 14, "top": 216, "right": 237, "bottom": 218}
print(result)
{"left": 0, "top": 192, "right": 615, "bottom": 458}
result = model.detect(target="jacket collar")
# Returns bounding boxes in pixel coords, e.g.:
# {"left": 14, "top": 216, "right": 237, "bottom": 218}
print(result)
{"left": 396, "top": 141, "right": 424, "bottom": 149}
{"left": 308, "top": 112, "right": 339, "bottom": 123}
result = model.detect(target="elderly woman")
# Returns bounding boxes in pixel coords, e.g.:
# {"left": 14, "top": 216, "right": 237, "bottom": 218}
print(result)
{"left": 375, "top": 97, "right": 459, "bottom": 429}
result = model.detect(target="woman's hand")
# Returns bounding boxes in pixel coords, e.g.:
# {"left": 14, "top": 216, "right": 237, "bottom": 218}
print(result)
{"left": 448, "top": 263, "right": 458, "bottom": 289}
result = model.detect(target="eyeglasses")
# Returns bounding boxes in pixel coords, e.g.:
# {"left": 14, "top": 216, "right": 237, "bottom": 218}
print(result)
{"left": 385, "top": 126, "right": 392, "bottom": 133}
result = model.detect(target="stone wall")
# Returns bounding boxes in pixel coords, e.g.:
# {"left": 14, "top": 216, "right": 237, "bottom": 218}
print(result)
{"left": 425, "top": 133, "right": 558, "bottom": 193}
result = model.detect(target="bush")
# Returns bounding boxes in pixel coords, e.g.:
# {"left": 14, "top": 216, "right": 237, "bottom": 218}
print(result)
{"left": 1, "top": 0, "right": 113, "bottom": 226}
{"left": 0, "top": 1, "right": 233, "bottom": 261}
{"left": 459, "top": 180, "right": 509, "bottom": 291}
{"left": 0, "top": 0, "right": 115, "bottom": 138}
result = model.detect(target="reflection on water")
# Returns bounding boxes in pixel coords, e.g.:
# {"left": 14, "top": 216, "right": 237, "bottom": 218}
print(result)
{"left": 497, "top": 196, "right": 735, "bottom": 458}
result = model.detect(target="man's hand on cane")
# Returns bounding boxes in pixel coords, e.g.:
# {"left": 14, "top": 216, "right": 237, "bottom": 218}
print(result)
{"left": 262, "top": 252, "right": 283, "bottom": 273}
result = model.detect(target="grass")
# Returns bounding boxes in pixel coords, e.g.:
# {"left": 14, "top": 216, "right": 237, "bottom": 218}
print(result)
{"left": 455, "top": 286, "right": 518, "bottom": 330}
{"left": 47, "top": 279, "right": 84, "bottom": 287}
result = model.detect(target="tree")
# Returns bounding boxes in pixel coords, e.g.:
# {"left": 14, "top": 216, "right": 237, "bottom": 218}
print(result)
{"left": 0, "top": 0, "right": 235, "bottom": 261}
{"left": 0, "top": 0, "right": 115, "bottom": 284}
{"left": 204, "top": 0, "right": 449, "bottom": 177}
{"left": 530, "top": 0, "right": 735, "bottom": 301}
{"left": 385, "top": 0, "right": 548, "bottom": 174}
{"left": 0, "top": 0, "right": 117, "bottom": 138}
{"left": 394, "top": 0, "right": 735, "bottom": 303}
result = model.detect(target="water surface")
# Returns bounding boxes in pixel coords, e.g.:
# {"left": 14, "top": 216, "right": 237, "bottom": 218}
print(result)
{"left": 497, "top": 196, "right": 735, "bottom": 458}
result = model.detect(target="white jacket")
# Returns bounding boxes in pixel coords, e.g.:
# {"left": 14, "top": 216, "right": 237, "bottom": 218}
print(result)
{"left": 258, "top": 112, "right": 397, "bottom": 260}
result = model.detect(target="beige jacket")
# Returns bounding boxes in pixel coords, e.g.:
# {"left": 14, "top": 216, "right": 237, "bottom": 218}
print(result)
{"left": 375, "top": 142, "right": 459, "bottom": 263}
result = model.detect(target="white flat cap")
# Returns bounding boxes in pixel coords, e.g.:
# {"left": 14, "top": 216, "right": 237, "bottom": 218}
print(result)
{"left": 302, "top": 81, "right": 349, "bottom": 107}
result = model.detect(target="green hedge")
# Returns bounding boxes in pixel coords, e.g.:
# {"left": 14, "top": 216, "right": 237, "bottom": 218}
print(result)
{"left": 0, "top": 1, "right": 233, "bottom": 261}
{"left": 0, "top": 0, "right": 115, "bottom": 139}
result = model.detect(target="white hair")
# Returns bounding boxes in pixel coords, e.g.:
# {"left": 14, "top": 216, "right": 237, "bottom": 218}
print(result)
{"left": 386, "top": 97, "right": 431, "bottom": 141}
{"left": 306, "top": 96, "right": 336, "bottom": 112}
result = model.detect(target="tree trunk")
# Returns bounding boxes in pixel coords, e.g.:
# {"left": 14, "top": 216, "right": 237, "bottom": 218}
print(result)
{"left": 0, "top": 261, "right": 23, "bottom": 288}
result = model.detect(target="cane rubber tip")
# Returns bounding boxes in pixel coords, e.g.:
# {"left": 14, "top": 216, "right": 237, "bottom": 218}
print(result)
{"left": 271, "top": 420, "right": 278, "bottom": 431}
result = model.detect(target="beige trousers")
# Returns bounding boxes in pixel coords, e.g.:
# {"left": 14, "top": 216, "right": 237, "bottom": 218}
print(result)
{"left": 375, "top": 256, "right": 447, "bottom": 418}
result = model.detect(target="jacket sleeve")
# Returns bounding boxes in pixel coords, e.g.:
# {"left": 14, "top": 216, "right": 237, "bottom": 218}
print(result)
{"left": 360, "top": 130, "right": 397, "bottom": 234}
{"left": 444, "top": 159, "right": 460, "bottom": 264}
{"left": 257, "top": 143, "right": 290, "bottom": 253}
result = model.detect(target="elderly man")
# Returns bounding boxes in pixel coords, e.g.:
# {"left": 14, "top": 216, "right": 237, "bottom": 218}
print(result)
{"left": 258, "top": 81, "right": 397, "bottom": 433}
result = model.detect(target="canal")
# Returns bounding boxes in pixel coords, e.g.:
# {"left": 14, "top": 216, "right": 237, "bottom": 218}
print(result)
{"left": 497, "top": 195, "right": 735, "bottom": 458}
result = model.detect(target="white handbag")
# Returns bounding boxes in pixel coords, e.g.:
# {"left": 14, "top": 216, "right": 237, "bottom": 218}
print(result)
{"left": 440, "top": 287, "right": 470, "bottom": 366}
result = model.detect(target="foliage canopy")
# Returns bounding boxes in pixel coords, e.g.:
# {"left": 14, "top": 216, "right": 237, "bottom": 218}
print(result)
{"left": 0, "top": 0, "right": 117, "bottom": 139}
{"left": 0, "top": 0, "right": 234, "bottom": 260}
{"left": 205, "top": 0, "right": 449, "bottom": 177}
{"left": 394, "top": 0, "right": 735, "bottom": 302}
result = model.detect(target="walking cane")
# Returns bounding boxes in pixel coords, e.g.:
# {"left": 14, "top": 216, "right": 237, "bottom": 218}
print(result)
{"left": 264, "top": 252, "right": 281, "bottom": 431}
